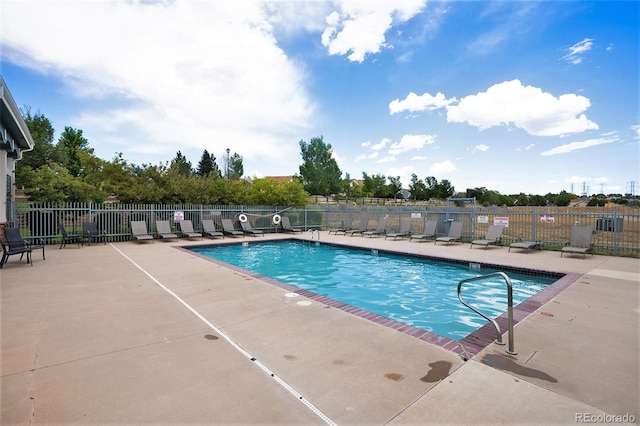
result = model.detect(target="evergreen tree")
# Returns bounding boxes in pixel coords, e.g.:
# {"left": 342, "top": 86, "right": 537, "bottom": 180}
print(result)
{"left": 298, "top": 136, "right": 342, "bottom": 196}
{"left": 170, "top": 151, "right": 193, "bottom": 176}
{"left": 196, "top": 149, "right": 220, "bottom": 177}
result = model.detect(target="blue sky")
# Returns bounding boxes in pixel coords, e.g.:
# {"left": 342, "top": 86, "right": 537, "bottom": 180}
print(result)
{"left": 2, "top": 0, "right": 638, "bottom": 196}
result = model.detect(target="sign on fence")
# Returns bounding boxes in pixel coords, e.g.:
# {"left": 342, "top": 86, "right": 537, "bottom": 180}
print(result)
{"left": 173, "top": 211, "right": 184, "bottom": 222}
{"left": 540, "top": 214, "right": 555, "bottom": 223}
{"left": 494, "top": 216, "right": 509, "bottom": 227}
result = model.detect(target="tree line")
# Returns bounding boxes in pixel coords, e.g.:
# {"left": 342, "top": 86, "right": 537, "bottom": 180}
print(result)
{"left": 16, "top": 108, "right": 630, "bottom": 207}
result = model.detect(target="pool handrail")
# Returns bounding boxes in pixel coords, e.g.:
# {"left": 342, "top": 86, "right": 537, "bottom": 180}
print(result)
{"left": 457, "top": 271, "right": 517, "bottom": 355}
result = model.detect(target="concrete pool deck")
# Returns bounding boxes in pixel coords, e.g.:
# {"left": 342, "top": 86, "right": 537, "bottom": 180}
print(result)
{"left": 1, "top": 232, "right": 638, "bottom": 425}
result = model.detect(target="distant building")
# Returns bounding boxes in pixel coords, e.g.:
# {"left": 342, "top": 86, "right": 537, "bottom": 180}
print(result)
{"left": 1, "top": 75, "right": 35, "bottom": 224}
{"left": 265, "top": 176, "right": 294, "bottom": 183}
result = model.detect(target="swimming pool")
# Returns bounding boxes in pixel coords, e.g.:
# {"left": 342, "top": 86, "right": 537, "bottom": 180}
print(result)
{"left": 190, "top": 240, "right": 558, "bottom": 341}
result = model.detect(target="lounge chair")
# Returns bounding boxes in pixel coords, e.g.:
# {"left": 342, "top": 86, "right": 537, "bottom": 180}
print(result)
{"left": 363, "top": 217, "right": 387, "bottom": 238}
{"left": 385, "top": 220, "right": 411, "bottom": 240}
{"left": 434, "top": 221, "right": 463, "bottom": 245}
{"left": 131, "top": 221, "right": 154, "bottom": 243}
{"left": 409, "top": 220, "right": 438, "bottom": 242}
{"left": 221, "top": 219, "right": 244, "bottom": 237}
{"left": 156, "top": 220, "right": 178, "bottom": 240}
{"left": 202, "top": 219, "right": 224, "bottom": 239}
{"left": 509, "top": 239, "right": 541, "bottom": 253}
{"left": 58, "top": 222, "right": 83, "bottom": 249}
{"left": 280, "top": 216, "right": 302, "bottom": 233}
{"left": 561, "top": 226, "right": 594, "bottom": 258}
{"left": 345, "top": 217, "right": 370, "bottom": 237}
{"left": 179, "top": 220, "right": 203, "bottom": 240}
{"left": 83, "top": 222, "right": 107, "bottom": 246}
{"left": 1, "top": 227, "right": 33, "bottom": 268}
{"left": 329, "top": 217, "right": 353, "bottom": 235}
{"left": 241, "top": 220, "right": 264, "bottom": 236}
{"left": 470, "top": 225, "right": 504, "bottom": 249}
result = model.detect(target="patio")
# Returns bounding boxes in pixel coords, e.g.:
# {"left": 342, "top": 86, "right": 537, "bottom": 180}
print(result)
{"left": 1, "top": 233, "right": 638, "bottom": 425}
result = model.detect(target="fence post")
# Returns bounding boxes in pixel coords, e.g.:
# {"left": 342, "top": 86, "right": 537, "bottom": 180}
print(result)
{"left": 532, "top": 206, "right": 537, "bottom": 242}
{"left": 612, "top": 206, "right": 618, "bottom": 256}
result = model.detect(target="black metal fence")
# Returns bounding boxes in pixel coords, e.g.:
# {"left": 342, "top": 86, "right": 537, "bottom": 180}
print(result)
{"left": 8, "top": 202, "right": 640, "bottom": 258}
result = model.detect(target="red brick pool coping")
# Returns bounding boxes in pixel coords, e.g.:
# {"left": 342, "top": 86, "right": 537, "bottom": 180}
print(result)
{"left": 181, "top": 241, "right": 582, "bottom": 359}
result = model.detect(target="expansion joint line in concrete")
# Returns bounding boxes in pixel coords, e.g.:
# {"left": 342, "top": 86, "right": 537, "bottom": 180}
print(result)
{"left": 110, "top": 244, "right": 337, "bottom": 426}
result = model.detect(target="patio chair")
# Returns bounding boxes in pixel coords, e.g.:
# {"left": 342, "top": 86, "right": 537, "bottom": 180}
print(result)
{"left": 179, "top": 220, "right": 203, "bottom": 240}
{"left": 130, "top": 221, "right": 154, "bottom": 243}
{"left": 202, "top": 219, "right": 224, "bottom": 239}
{"left": 385, "top": 220, "right": 411, "bottom": 240}
{"left": 58, "top": 222, "right": 83, "bottom": 249}
{"left": 240, "top": 220, "right": 264, "bottom": 237}
{"left": 470, "top": 225, "right": 504, "bottom": 249}
{"left": 409, "top": 220, "right": 438, "bottom": 242}
{"left": 221, "top": 219, "right": 244, "bottom": 237}
{"left": 156, "top": 220, "right": 178, "bottom": 240}
{"left": 83, "top": 222, "right": 107, "bottom": 246}
{"left": 329, "top": 217, "right": 353, "bottom": 235}
{"left": 280, "top": 216, "right": 302, "bottom": 233}
{"left": 561, "top": 225, "right": 594, "bottom": 258}
{"left": 509, "top": 239, "right": 541, "bottom": 253}
{"left": 1, "top": 227, "right": 33, "bottom": 268}
{"left": 363, "top": 217, "right": 388, "bottom": 238}
{"left": 345, "top": 217, "right": 370, "bottom": 237}
{"left": 434, "top": 221, "right": 463, "bottom": 245}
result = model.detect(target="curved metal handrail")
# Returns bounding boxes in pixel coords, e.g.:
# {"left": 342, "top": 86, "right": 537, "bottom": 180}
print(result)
{"left": 457, "top": 271, "right": 517, "bottom": 355}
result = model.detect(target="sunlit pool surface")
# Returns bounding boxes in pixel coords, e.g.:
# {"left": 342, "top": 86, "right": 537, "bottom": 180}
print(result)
{"left": 190, "top": 241, "right": 557, "bottom": 341}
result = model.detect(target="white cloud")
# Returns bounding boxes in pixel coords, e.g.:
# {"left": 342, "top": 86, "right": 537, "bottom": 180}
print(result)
{"left": 389, "top": 91, "right": 455, "bottom": 115}
{"left": 389, "top": 134, "right": 435, "bottom": 155}
{"left": 561, "top": 38, "right": 593, "bottom": 65}
{"left": 429, "top": 160, "right": 456, "bottom": 175}
{"left": 541, "top": 136, "right": 618, "bottom": 156}
{"left": 471, "top": 144, "right": 489, "bottom": 153}
{"left": 2, "top": 0, "right": 314, "bottom": 165}
{"left": 376, "top": 155, "right": 396, "bottom": 164}
{"left": 386, "top": 165, "right": 415, "bottom": 188}
{"left": 446, "top": 79, "right": 598, "bottom": 136}
{"left": 321, "top": 0, "right": 426, "bottom": 62}
{"left": 371, "top": 138, "right": 390, "bottom": 150}
{"left": 355, "top": 152, "right": 380, "bottom": 162}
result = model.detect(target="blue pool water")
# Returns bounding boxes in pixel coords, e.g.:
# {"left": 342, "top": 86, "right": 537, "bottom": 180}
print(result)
{"left": 191, "top": 241, "right": 556, "bottom": 340}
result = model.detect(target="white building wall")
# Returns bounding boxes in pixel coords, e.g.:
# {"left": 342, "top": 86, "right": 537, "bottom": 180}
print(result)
{"left": 1, "top": 150, "right": 9, "bottom": 223}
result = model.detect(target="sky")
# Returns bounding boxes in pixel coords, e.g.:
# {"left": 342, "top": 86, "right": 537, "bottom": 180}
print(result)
{"left": 1, "top": 0, "right": 639, "bottom": 196}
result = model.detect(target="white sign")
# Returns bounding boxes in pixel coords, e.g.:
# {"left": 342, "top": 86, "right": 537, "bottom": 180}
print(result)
{"left": 477, "top": 215, "right": 489, "bottom": 224}
{"left": 540, "top": 214, "right": 555, "bottom": 223}
{"left": 494, "top": 216, "right": 509, "bottom": 227}
{"left": 411, "top": 213, "right": 422, "bottom": 219}
{"left": 174, "top": 211, "right": 184, "bottom": 222}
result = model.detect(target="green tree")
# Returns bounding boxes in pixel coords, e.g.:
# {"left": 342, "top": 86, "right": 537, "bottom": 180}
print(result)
{"left": 57, "top": 127, "right": 91, "bottom": 177}
{"left": 21, "top": 163, "right": 96, "bottom": 203}
{"left": 409, "top": 174, "right": 427, "bottom": 200}
{"left": 434, "top": 179, "right": 455, "bottom": 199}
{"left": 298, "top": 136, "right": 342, "bottom": 195}
{"left": 245, "top": 178, "right": 309, "bottom": 206}
{"left": 386, "top": 176, "right": 402, "bottom": 199}
{"left": 229, "top": 152, "right": 243, "bottom": 180}
{"left": 362, "top": 172, "right": 387, "bottom": 197}
{"left": 196, "top": 150, "right": 220, "bottom": 178}
{"left": 17, "top": 108, "right": 60, "bottom": 171}
{"left": 529, "top": 195, "right": 548, "bottom": 206}
{"left": 170, "top": 151, "right": 193, "bottom": 176}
